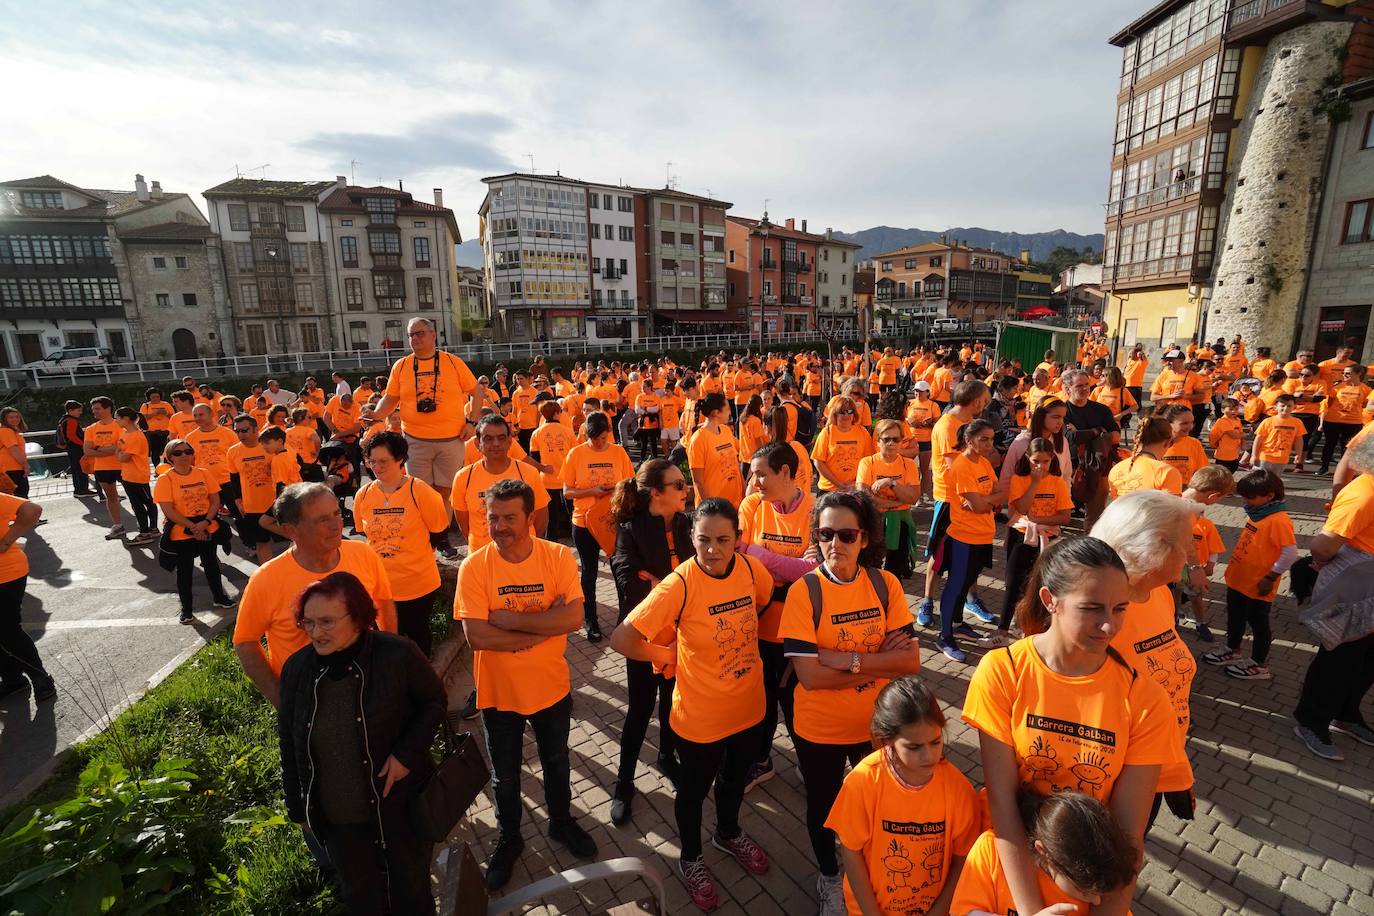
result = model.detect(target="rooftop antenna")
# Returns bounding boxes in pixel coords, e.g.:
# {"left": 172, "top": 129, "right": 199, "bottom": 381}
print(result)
{"left": 350, "top": 160, "right": 363, "bottom": 184}
{"left": 237, "top": 162, "right": 270, "bottom": 179}
{"left": 665, "top": 161, "right": 677, "bottom": 189}
{"left": 763, "top": 198, "right": 770, "bottom": 220}
{"left": 525, "top": 153, "right": 536, "bottom": 173}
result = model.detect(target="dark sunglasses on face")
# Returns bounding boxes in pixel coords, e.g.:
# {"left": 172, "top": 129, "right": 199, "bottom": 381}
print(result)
{"left": 878, "top": 436, "right": 901, "bottom": 444}
{"left": 837, "top": 410, "right": 856, "bottom": 416}
{"left": 168, "top": 449, "right": 194, "bottom": 457}
{"left": 659, "top": 479, "right": 688, "bottom": 491}
{"left": 816, "top": 527, "right": 861, "bottom": 544}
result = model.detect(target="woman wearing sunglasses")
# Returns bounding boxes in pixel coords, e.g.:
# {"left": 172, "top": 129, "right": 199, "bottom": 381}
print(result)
{"left": 939, "top": 419, "right": 1006, "bottom": 662}
{"left": 611, "top": 499, "right": 775, "bottom": 912}
{"left": 811, "top": 396, "right": 874, "bottom": 493}
{"left": 777, "top": 489, "right": 920, "bottom": 915}
{"left": 857, "top": 419, "right": 923, "bottom": 580}
{"left": 153, "top": 438, "right": 234, "bottom": 624}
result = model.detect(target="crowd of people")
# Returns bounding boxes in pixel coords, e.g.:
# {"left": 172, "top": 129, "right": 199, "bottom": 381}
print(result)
{"left": 6, "top": 315, "right": 1374, "bottom": 915}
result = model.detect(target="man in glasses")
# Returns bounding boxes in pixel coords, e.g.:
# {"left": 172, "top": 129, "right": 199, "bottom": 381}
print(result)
{"left": 451, "top": 415, "right": 549, "bottom": 554}
{"left": 1062, "top": 369, "right": 1121, "bottom": 529}
{"left": 227, "top": 415, "right": 284, "bottom": 565}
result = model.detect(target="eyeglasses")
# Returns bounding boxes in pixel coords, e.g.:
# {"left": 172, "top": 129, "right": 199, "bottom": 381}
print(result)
{"left": 816, "top": 527, "right": 862, "bottom": 544}
{"left": 837, "top": 410, "right": 856, "bottom": 416}
{"left": 299, "top": 616, "right": 346, "bottom": 632}
{"left": 168, "top": 449, "right": 194, "bottom": 457}
{"left": 877, "top": 436, "right": 901, "bottom": 444}
{"left": 659, "top": 479, "right": 688, "bottom": 491}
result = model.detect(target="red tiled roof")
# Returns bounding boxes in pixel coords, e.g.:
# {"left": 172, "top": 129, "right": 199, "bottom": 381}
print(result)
{"left": 117, "top": 221, "right": 215, "bottom": 241}
{"left": 317, "top": 186, "right": 460, "bottom": 240}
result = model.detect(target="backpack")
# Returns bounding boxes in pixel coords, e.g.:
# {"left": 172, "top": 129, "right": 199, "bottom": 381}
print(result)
{"left": 55, "top": 415, "right": 74, "bottom": 449}
{"left": 780, "top": 567, "right": 891, "bottom": 687}
{"left": 792, "top": 401, "right": 816, "bottom": 447}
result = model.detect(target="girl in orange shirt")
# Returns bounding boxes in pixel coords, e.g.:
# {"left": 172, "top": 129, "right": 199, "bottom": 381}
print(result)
{"left": 1209, "top": 397, "right": 1245, "bottom": 472}
{"left": 738, "top": 395, "right": 767, "bottom": 466}
{"left": 113, "top": 407, "right": 156, "bottom": 543}
{"left": 1092, "top": 366, "right": 1138, "bottom": 430}
{"left": 0, "top": 408, "right": 28, "bottom": 498}
{"left": 1319, "top": 364, "right": 1369, "bottom": 474}
{"left": 858, "top": 419, "right": 923, "bottom": 579}
{"left": 1108, "top": 416, "right": 1183, "bottom": 498}
{"left": 938, "top": 419, "right": 1004, "bottom": 663}
{"left": 1161, "top": 405, "right": 1210, "bottom": 484}
{"left": 563, "top": 411, "right": 634, "bottom": 642}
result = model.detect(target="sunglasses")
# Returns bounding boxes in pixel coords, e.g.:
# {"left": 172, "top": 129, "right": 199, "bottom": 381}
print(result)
{"left": 878, "top": 436, "right": 901, "bottom": 444}
{"left": 168, "top": 448, "right": 194, "bottom": 457}
{"left": 837, "top": 410, "right": 856, "bottom": 416}
{"left": 816, "top": 527, "right": 862, "bottom": 544}
{"left": 659, "top": 479, "right": 688, "bottom": 491}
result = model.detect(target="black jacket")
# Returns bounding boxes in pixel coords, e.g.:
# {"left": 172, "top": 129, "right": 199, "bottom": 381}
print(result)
{"left": 610, "top": 505, "right": 692, "bottom": 622}
{"left": 278, "top": 630, "right": 446, "bottom": 835}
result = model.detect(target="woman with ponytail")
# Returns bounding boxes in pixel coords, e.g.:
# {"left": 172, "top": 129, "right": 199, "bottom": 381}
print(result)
{"left": 961, "top": 536, "right": 1178, "bottom": 916}
{"left": 1107, "top": 414, "right": 1183, "bottom": 498}
{"left": 765, "top": 403, "right": 813, "bottom": 494}
{"left": 606, "top": 458, "right": 692, "bottom": 826}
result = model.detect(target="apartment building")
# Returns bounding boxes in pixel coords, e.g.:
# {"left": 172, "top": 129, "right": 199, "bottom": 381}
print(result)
{"left": 586, "top": 182, "right": 646, "bottom": 341}
{"left": 0, "top": 173, "right": 231, "bottom": 365}
{"left": 204, "top": 178, "right": 338, "bottom": 355}
{"left": 317, "top": 180, "right": 461, "bottom": 351}
{"left": 870, "top": 241, "right": 1020, "bottom": 322}
{"left": 816, "top": 230, "right": 862, "bottom": 333}
{"left": 726, "top": 215, "right": 823, "bottom": 336}
{"left": 455, "top": 266, "right": 489, "bottom": 340}
{"left": 643, "top": 188, "right": 733, "bottom": 335}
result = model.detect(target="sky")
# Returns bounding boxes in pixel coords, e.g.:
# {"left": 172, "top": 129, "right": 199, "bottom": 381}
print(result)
{"left": 1, "top": 0, "right": 1144, "bottom": 244}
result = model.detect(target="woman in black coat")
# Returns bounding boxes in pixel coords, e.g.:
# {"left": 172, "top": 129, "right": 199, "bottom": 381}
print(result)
{"left": 279, "top": 571, "right": 446, "bottom": 915}
{"left": 606, "top": 458, "right": 692, "bottom": 826}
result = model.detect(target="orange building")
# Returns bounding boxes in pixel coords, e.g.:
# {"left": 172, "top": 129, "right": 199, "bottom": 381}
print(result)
{"left": 870, "top": 240, "right": 1021, "bottom": 322}
{"left": 726, "top": 215, "right": 824, "bottom": 336}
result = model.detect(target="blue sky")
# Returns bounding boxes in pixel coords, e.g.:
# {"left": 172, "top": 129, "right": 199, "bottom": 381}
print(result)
{"left": 1, "top": 0, "right": 1144, "bottom": 239}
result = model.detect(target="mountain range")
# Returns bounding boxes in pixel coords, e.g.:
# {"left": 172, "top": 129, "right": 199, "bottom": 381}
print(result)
{"left": 453, "top": 226, "right": 1103, "bottom": 269}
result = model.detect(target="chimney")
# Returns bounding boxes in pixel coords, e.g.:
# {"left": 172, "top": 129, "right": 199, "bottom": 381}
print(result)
{"left": 398, "top": 179, "right": 404, "bottom": 191}
{"left": 150, "top": 180, "right": 163, "bottom": 200}
{"left": 801, "top": 219, "right": 808, "bottom": 233}
{"left": 1020, "top": 248, "right": 1031, "bottom": 264}
{"left": 785, "top": 218, "right": 795, "bottom": 230}
{"left": 335, "top": 175, "right": 347, "bottom": 189}
{"left": 433, "top": 188, "right": 444, "bottom": 209}
{"left": 134, "top": 174, "right": 149, "bottom": 202}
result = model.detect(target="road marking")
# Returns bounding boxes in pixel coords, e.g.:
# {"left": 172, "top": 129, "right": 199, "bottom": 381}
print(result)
{"left": 25, "top": 617, "right": 211, "bottom": 630}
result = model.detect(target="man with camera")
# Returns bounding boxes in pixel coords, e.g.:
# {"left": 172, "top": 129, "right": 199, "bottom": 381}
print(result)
{"left": 365, "top": 318, "right": 477, "bottom": 557}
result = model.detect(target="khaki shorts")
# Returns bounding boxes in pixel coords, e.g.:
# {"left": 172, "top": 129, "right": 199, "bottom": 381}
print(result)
{"left": 405, "top": 435, "right": 464, "bottom": 489}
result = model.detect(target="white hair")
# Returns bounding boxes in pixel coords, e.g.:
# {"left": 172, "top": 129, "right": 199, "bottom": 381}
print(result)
{"left": 1090, "top": 490, "right": 1201, "bottom": 582}
{"left": 1349, "top": 431, "right": 1374, "bottom": 475}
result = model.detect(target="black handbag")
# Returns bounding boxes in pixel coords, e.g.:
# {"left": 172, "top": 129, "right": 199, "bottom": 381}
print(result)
{"left": 410, "top": 713, "right": 490, "bottom": 842}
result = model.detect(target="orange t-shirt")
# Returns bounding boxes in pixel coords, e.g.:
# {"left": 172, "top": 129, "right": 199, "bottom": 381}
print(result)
{"left": 733, "top": 371, "right": 758, "bottom": 405}
{"left": 455, "top": 538, "right": 580, "bottom": 715}
{"left": 961, "top": 637, "right": 1179, "bottom": 801}
{"left": 946, "top": 453, "right": 997, "bottom": 545}
{"left": 185, "top": 425, "right": 238, "bottom": 487}
{"left": 1193, "top": 515, "right": 1224, "bottom": 566}
{"left": 1092, "top": 385, "right": 1137, "bottom": 417}
{"left": 1208, "top": 416, "right": 1243, "bottom": 462}
{"left": 1252, "top": 415, "right": 1305, "bottom": 464}
{"left": 1108, "top": 453, "right": 1182, "bottom": 498}
{"left": 85, "top": 421, "right": 122, "bottom": 472}
{"left": 857, "top": 454, "right": 922, "bottom": 512}
{"left": 271, "top": 449, "right": 303, "bottom": 488}
{"left": 354, "top": 476, "right": 449, "bottom": 602}
{"left": 1151, "top": 368, "right": 1204, "bottom": 406}
{"left": 152, "top": 467, "right": 221, "bottom": 541}
{"left": 905, "top": 399, "right": 941, "bottom": 444}
{"left": 738, "top": 490, "right": 814, "bottom": 642}
{"left": 140, "top": 401, "right": 173, "bottom": 432}
{"left": 786, "top": 439, "right": 814, "bottom": 495}
{"left": 227, "top": 442, "right": 275, "bottom": 514}
{"left": 449, "top": 459, "right": 549, "bottom": 551}
{"left": 876, "top": 356, "right": 902, "bottom": 386}
{"left": 117, "top": 430, "right": 150, "bottom": 484}
{"left": 1225, "top": 510, "right": 1295, "bottom": 601}
{"left": 0, "top": 493, "right": 31, "bottom": 583}
{"left": 779, "top": 568, "right": 914, "bottom": 744}
{"left": 827, "top": 755, "right": 980, "bottom": 916}
{"left": 1163, "top": 436, "right": 1209, "bottom": 483}
{"left": 929, "top": 413, "right": 967, "bottom": 504}
{"left": 1324, "top": 473, "right": 1374, "bottom": 554}
{"left": 1324, "top": 382, "right": 1369, "bottom": 425}
{"left": 233, "top": 541, "right": 395, "bottom": 676}
{"left": 1125, "top": 357, "right": 1148, "bottom": 387}
{"left": 738, "top": 414, "right": 767, "bottom": 463}
{"left": 1250, "top": 357, "right": 1278, "bottom": 381}
{"left": 530, "top": 421, "right": 575, "bottom": 491}
{"left": 1111, "top": 585, "right": 1195, "bottom": 791}
{"left": 561, "top": 442, "right": 634, "bottom": 556}
{"left": 687, "top": 423, "right": 744, "bottom": 505}
{"left": 285, "top": 425, "right": 320, "bottom": 464}
{"left": 384, "top": 351, "right": 477, "bottom": 440}
{"left": 0, "top": 428, "right": 23, "bottom": 474}
{"left": 811, "top": 424, "right": 875, "bottom": 491}
{"left": 1007, "top": 473, "right": 1073, "bottom": 534}
{"left": 930, "top": 367, "right": 953, "bottom": 403}
{"left": 951, "top": 829, "right": 1105, "bottom": 916}
{"left": 168, "top": 411, "right": 198, "bottom": 440}
{"left": 624, "top": 555, "right": 773, "bottom": 744}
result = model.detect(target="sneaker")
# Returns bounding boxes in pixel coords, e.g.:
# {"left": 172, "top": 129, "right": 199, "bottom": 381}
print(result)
{"left": 1225, "top": 662, "right": 1271, "bottom": 680}
{"left": 548, "top": 818, "right": 597, "bottom": 859}
{"left": 953, "top": 622, "right": 981, "bottom": 640}
{"left": 105, "top": 525, "right": 126, "bottom": 540}
{"left": 1195, "top": 622, "right": 1214, "bottom": 642}
{"left": 817, "top": 873, "right": 845, "bottom": 916}
{"left": 712, "top": 830, "right": 770, "bottom": 875}
{"left": 936, "top": 638, "right": 967, "bottom": 663}
{"left": 585, "top": 621, "right": 603, "bottom": 643}
{"left": 1293, "top": 724, "right": 1344, "bottom": 761}
{"left": 964, "top": 594, "right": 995, "bottom": 624}
{"left": 31, "top": 676, "right": 56, "bottom": 703}
{"left": 212, "top": 594, "right": 237, "bottom": 609}
{"left": 438, "top": 543, "right": 458, "bottom": 560}
{"left": 679, "top": 857, "right": 720, "bottom": 912}
{"left": 1202, "top": 648, "right": 1242, "bottom": 666}
{"left": 744, "top": 758, "right": 775, "bottom": 793}
{"left": 979, "top": 630, "right": 1014, "bottom": 648}
{"left": 610, "top": 786, "right": 635, "bottom": 826}
{"left": 179, "top": 610, "right": 194, "bottom": 625}
{"left": 130, "top": 531, "right": 158, "bottom": 545}
{"left": 1331, "top": 720, "right": 1374, "bottom": 747}
{"left": 459, "top": 690, "right": 479, "bottom": 721}
{"left": 915, "top": 598, "right": 934, "bottom": 628}
{"left": 485, "top": 832, "right": 525, "bottom": 891}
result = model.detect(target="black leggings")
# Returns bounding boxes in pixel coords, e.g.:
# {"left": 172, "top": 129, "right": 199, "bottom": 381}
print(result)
{"left": 1294, "top": 631, "right": 1374, "bottom": 742}
{"left": 546, "top": 489, "right": 570, "bottom": 542}
{"left": 1320, "top": 421, "right": 1361, "bottom": 471}
{"left": 0, "top": 576, "right": 48, "bottom": 687}
{"left": 1148, "top": 788, "right": 1196, "bottom": 828}
{"left": 1000, "top": 528, "right": 1041, "bottom": 630}
{"left": 616, "top": 658, "right": 676, "bottom": 793}
{"left": 1296, "top": 413, "right": 1320, "bottom": 459}
{"left": 794, "top": 734, "right": 870, "bottom": 876}
{"left": 122, "top": 480, "right": 158, "bottom": 533}
{"left": 674, "top": 720, "right": 761, "bottom": 860}
{"left": 883, "top": 518, "right": 913, "bottom": 580}
{"left": 174, "top": 540, "right": 227, "bottom": 613}
{"left": 1225, "top": 587, "right": 1273, "bottom": 664}
{"left": 757, "top": 638, "right": 797, "bottom": 763}
{"left": 573, "top": 525, "right": 602, "bottom": 627}
{"left": 5, "top": 471, "right": 27, "bottom": 499}
{"left": 394, "top": 589, "right": 438, "bottom": 657}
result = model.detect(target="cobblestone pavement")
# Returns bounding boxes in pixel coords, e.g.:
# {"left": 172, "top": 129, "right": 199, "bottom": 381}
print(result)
{"left": 447, "top": 469, "right": 1373, "bottom": 915}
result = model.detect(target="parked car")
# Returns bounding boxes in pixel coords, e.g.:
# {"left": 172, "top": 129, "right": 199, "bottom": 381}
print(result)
{"left": 931, "top": 318, "right": 963, "bottom": 334}
{"left": 22, "top": 347, "right": 115, "bottom": 376}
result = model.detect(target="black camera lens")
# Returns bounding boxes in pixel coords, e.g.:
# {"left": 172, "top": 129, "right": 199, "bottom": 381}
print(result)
{"left": 416, "top": 398, "right": 437, "bottom": 413}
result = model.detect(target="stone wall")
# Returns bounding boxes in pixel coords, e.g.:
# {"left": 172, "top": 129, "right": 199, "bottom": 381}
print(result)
{"left": 1206, "top": 20, "right": 1353, "bottom": 356}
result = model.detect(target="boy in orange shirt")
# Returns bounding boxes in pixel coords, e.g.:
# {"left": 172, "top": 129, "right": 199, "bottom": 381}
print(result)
{"left": 1208, "top": 396, "right": 1244, "bottom": 472}
{"left": 1251, "top": 395, "right": 1305, "bottom": 475}
{"left": 1181, "top": 466, "right": 1234, "bottom": 642}
{"left": 1205, "top": 470, "right": 1297, "bottom": 680}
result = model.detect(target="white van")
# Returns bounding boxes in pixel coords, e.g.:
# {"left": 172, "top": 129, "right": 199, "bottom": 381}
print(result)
{"left": 931, "top": 318, "right": 962, "bottom": 334}
{"left": 23, "top": 346, "right": 115, "bottom": 376}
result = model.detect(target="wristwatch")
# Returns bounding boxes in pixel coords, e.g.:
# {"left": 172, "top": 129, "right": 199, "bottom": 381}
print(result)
{"left": 849, "top": 652, "right": 861, "bottom": 674}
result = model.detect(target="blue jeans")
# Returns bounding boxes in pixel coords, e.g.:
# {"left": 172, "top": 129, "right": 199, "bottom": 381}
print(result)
{"left": 481, "top": 692, "right": 574, "bottom": 836}
{"left": 939, "top": 537, "right": 984, "bottom": 644}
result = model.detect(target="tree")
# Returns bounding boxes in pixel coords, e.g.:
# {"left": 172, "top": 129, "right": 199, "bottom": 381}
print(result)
{"left": 1032, "top": 246, "right": 1101, "bottom": 280}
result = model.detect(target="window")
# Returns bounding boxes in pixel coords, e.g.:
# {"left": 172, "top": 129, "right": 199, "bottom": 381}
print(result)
{"left": 618, "top": 196, "right": 632, "bottom": 212}
{"left": 840, "top": 295, "right": 848, "bottom": 308}
{"left": 620, "top": 258, "right": 628, "bottom": 274}
{"left": 591, "top": 223, "right": 601, "bottom": 239}
{"left": 763, "top": 280, "right": 773, "bottom": 296}
{"left": 660, "top": 285, "right": 678, "bottom": 305}
{"left": 881, "top": 261, "right": 892, "bottom": 272}
{"left": 369, "top": 232, "right": 401, "bottom": 255}
{"left": 680, "top": 261, "right": 696, "bottom": 277}
{"left": 174, "top": 256, "right": 189, "bottom": 269}
{"left": 659, "top": 203, "right": 675, "bottom": 220}
{"left": 156, "top": 293, "right": 170, "bottom": 307}
{"left": 1364, "top": 112, "right": 1374, "bottom": 150}
{"left": 301, "top": 322, "right": 320, "bottom": 352}
{"left": 413, "top": 237, "right": 431, "bottom": 268}
{"left": 601, "top": 194, "right": 611, "bottom": 209}
{"left": 618, "top": 225, "right": 634, "bottom": 242}
{"left": 416, "top": 276, "right": 435, "bottom": 309}
{"left": 345, "top": 277, "right": 363, "bottom": 310}
{"left": 238, "top": 282, "right": 259, "bottom": 312}
{"left": 340, "top": 236, "right": 358, "bottom": 267}
{"left": 256, "top": 204, "right": 280, "bottom": 226}
{"left": 364, "top": 197, "right": 398, "bottom": 225}
{"left": 679, "top": 205, "right": 694, "bottom": 222}
{"left": 349, "top": 321, "right": 369, "bottom": 350}
{"left": 841, "top": 273, "right": 846, "bottom": 285}
{"left": 905, "top": 258, "right": 917, "bottom": 269}
{"left": 592, "top": 257, "right": 601, "bottom": 273}
{"left": 822, "top": 294, "right": 830, "bottom": 309}
{"left": 930, "top": 256, "right": 942, "bottom": 267}
{"left": 286, "top": 206, "right": 306, "bottom": 232}
{"left": 1344, "top": 199, "right": 1374, "bottom": 244}
{"left": 681, "top": 287, "right": 698, "bottom": 306}
{"left": 823, "top": 248, "right": 830, "bottom": 261}
{"left": 373, "top": 273, "right": 405, "bottom": 309}
{"left": 152, "top": 256, "right": 167, "bottom": 270}
{"left": 660, "top": 230, "right": 675, "bottom": 246}
{"left": 729, "top": 282, "right": 737, "bottom": 297}
{"left": 604, "top": 223, "right": 613, "bottom": 239}
{"left": 295, "top": 283, "right": 315, "bottom": 312}
{"left": 341, "top": 219, "right": 353, "bottom": 227}
{"left": 729, "top": 249, "right": 735, "bottom": 264}
{"left": 589, "top": 194, "right": 599, "bottom": 209}
{"left": 19, "top": 191, "right": 62, "bottom": 209}
{"left": 227, "top": 204, "right": 249, "bottom": 231}
{"left": 680, "top": 233, "right": 695, "bottom": 248}
{"left": 290, "top": 243, "right": 308, "bottom": 272}
{"left": 182, "top": 293, "right": 198, "bottom": 307}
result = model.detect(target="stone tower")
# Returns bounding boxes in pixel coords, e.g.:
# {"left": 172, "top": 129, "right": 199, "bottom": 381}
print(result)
{"left": 1205, "top": 20, "right": 1353, "bottom": 354}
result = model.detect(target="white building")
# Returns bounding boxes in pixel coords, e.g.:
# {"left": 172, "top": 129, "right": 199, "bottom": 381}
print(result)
{"left": 586, "top": 182, "right": 644, "bottom": 342}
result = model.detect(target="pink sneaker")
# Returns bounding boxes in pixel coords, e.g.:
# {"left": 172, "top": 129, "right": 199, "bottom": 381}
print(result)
{"left": 679, "top": 857, "right": 719, "bottom": 911}
{"left": 712, "top": 830, "right": 770, "bottom": 875}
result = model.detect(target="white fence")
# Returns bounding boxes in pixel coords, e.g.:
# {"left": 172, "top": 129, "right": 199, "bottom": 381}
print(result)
{"left": 0, "top": 331, "right": 851, "bottom": 390}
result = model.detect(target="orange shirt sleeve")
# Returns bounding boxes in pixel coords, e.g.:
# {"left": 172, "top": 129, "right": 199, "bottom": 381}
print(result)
{"left": 1324, "top": 475, "right": 1374, "bottom": 552}
{"left": 960, "top": 650, "right": 1015, "bottom": 746}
